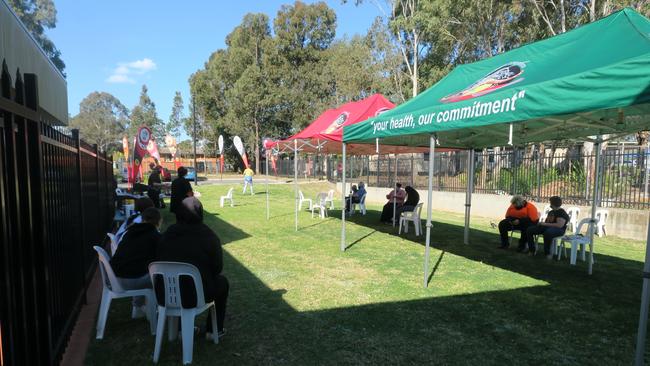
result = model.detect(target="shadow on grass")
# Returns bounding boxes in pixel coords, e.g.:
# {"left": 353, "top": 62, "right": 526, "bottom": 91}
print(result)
{"left": 330, "top": 208, "right": 643, "bottom": 288}
{"left": 427, "top": 250, "right": 445, "bottom": 285}
{"left": 85, "top": 207, "right": 646, "bottom": 366}
{"left": 345, "top": 230, "right": 377, "bottom": 251}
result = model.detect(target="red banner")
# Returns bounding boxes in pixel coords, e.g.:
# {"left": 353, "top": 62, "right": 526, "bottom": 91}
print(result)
{"left": 220, "top": 155, "right": 224, "bottom": 173}
{"left": 132, "top": 127, "right": 152, "bottom": 182}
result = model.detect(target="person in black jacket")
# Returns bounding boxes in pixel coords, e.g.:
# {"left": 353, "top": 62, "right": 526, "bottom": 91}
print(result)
{"left": 147, "top": 163, "right": 164, "bottom": 208}
{"left": 110, "top": 207, "right": 162, "bottom": 316}
{"left": 399, "top": 186, "right": 420, "bottom": 215}
{"left": 170, "top": 166, "right": 193, "bottom": 220}
{"left": 157, "top": 197, "right": 229, "bottom": 337}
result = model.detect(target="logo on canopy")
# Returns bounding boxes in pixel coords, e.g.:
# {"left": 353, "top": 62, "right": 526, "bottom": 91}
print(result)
{"left": 324, "top": 112, "right": 350, "bottom": 134}
{"left": 374, "top": 107, "right": 391, "bottom": 116}
{"left": 441, "top": 61, "right": 526, "bottom": 103}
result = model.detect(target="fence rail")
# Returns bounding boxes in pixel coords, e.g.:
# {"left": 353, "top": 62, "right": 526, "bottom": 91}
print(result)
{"left": 266, "top": 145, "right": 650, "bottom": 210}
{"left": 1, "top": 64, "right": 114, "bottom": 365}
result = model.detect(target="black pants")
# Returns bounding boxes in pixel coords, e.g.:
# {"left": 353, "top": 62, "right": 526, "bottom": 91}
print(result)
{"left": 380, "top": 203, "right": 401, "bottom": 222}
{"left": 205, "top": 275, "right": 229, "bottom": 333}
{"left": 148, "top": 188, "right": 162, "bottom": 208}
{"left": 525, "top": 225, "right": 566, "bottom": 255}
{"left": 498, "top": 218, "right": 534, "bottom": 248}
{"left": 345, "top": 196, "right": 360, "bottom": 212}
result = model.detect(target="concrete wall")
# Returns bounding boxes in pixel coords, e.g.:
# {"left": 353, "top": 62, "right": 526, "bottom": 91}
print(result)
{"left": 337, "top": 183, "right": 649, "bottom": 241}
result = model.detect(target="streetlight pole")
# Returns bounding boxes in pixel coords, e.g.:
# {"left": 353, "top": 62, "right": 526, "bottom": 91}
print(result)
{"left": 193, "top": 97, "right": 198, "bottom": 186}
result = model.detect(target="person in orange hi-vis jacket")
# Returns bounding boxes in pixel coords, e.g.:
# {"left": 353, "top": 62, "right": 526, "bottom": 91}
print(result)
{"left": 497, "top": 195, "right": 539, "bottom": 250}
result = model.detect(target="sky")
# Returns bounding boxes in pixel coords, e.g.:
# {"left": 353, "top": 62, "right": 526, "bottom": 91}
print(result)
{"left": 48, "top": 0, "right": 382, "bottom": 128}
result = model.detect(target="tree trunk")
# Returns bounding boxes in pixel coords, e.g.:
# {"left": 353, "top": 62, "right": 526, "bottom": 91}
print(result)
{"left": 412, "top": 30, "right": 418, "bottom": 97}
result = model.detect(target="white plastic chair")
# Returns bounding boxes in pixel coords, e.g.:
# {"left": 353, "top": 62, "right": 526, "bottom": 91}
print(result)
{"left": 350, "top": 193, "right": 367, "bottom": 215}
{"left": 219, "top": 188, "right": 234, "bottom": 207}
{"left": 93, "top": 246, "right": 156, "bottom": 339}
{"left": 566, "top": 207, "right": 580, "bottom": 233}
{"left": 539, "top": 205, "right": 552, "bottom": 222}
{"left": 557, "top": 218, "right": 596, "bottom": 265}
{"left": 399, "top": 202, "right": 424, "bottom": 236}
{"left": 311, "top": 193, "right": 329, "bottom": 219}
{"left": 509, "top": 229, "right": 522, "bottom": 246}
{"left": 323, "top": 189, "right": 335, "bottom": 209}
{"left": 149, "top": 262, "right": 218, "bottom": 365}
{"left": 107, "top": 233, "right": 118, "bottom": 255}
{"left": 595, "top": 209, "right": 608, "bottom": 237}
{"left": 299, "top": 190, "right": 313, "bottom": 211}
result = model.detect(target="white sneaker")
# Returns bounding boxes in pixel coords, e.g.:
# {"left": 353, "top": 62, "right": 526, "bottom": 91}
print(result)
{"left": 131, "top": 305, "right": 146, "bottom": 319}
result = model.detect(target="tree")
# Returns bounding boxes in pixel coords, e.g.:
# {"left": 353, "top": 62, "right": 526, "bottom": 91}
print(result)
{"left": 8, "top": 0, "right": 65, "bottom": 75}
{"left": 166, "top": 91, "right": 183, "bottom": 139}
{"left": 69, "top": 92, "right": 128, "bottom": 152}
{"left": 129, "top": 85, "right": 164, "bottom": 142}
{"left": 345, "top": 0, "right": 428, "bottom": 97}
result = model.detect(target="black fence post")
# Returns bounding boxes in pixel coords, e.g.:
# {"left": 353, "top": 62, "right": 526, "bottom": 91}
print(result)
{"left": 72, "top": 130, "right": 87, "bottom": 304}
{"left": 411, "top": 154, "right": 415, "bottom": 187}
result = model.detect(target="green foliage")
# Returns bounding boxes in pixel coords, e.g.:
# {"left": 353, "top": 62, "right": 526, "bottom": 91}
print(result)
{"left": 8, "top": 0, "right": 65, "bottom": 75}
{"left": 69, "top": 92, "right": 128, "bottom": 153}
{"left": 166, "top": 91, "right": 184, "bottom": 139}
{"left": 129, "top": 85, "right": 164, "bottom": 142}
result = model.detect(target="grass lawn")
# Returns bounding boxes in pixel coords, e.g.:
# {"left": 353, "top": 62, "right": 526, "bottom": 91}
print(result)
{"left": 86, "top": 182, "right": 648, "bottom": 365}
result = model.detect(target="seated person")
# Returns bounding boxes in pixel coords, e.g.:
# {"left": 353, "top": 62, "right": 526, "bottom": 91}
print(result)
{"left": 170, "top": 166, "right": 194, "bottom": 221}
{"left": 380, "top": 183, "right": 406, "bottom": 223}
{"left": 497, "top": 195, "right": 539, "bottom": 250}
{"left": 115, "top": 197, "right": 155, "bottom": 245}
{"left": 110, "top": 207, "right": 162, "bottom": 317}
{"left": 157, "top": 197, "right": 229, "bottom": 338}
{"left": 525, "top": 196, "right": 570, "bottom": 257}
{"left": 398, "top": 186, "right": 420, "bottom": 216}
{"left": 345, "top": 185, "right": 358, "bottom": 213}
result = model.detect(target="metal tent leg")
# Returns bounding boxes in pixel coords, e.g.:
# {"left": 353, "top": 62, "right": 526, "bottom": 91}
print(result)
{"left": 464, "top": 149, "right": 475, "bottom": 245}
{"left": 424, "top": 135, "right": 436, "bottom": 287}
{"left": 341, "top": 143, "right": 347, "bottom": 252}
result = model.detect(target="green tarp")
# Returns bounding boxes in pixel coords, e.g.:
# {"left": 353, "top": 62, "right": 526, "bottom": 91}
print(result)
{"left": 343, "top": 8, "right": 650, "bottom": 148}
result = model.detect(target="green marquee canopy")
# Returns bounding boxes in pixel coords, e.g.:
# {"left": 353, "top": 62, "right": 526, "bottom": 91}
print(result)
{"left": 339, "top": 9, "right": 650, "bottom": 363}
{"left": 343, "top": 8, "right": 650, "bottom": 148}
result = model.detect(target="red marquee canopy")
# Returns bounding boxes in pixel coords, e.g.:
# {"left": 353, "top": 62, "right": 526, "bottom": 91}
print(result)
{"left": 274, "top": 94, "right": 428, "bottom": 155}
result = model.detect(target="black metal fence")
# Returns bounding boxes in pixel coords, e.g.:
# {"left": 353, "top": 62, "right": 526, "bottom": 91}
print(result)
{"left": 268, "top": 145, "right": 650, "bottom": 209}
{"left": 1, "top": 65, "right": 114, "bottom": 365}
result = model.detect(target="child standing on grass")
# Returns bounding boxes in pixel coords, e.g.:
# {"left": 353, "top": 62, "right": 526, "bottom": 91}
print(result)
{"left": 243, "top": 166, "right": 254, "bottom": 195}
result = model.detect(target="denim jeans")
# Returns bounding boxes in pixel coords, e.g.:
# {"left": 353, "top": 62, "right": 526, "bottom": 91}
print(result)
{"left": 525, "top": 225, "right": 566, "bottom": 255}
{"left": 118, "top": 274, "right": 152, "bottom": 307}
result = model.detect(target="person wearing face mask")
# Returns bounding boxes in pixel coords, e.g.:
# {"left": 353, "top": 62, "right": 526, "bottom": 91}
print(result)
{"left": 497, "top": 195, "right": 539, "bottom": 250}
{"left": 110, "top": 207, "right": 162, "bottom": 318}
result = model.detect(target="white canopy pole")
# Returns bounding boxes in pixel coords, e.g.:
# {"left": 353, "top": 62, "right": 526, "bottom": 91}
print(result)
{"left": 423, "top": 135, "right": 436, "bottom": 287}
{"left": 634, "top": 214, "right": 650, "bottom": 366}
{"left": 294, "top": 139, "right": 299, "bottom": 232}
{"left": 464, "top": 149, "right": 475, "bottom": 244}
{"left": 588, "top": 136, "right": 602, "bottom": 275}
{"left": 393, "top": 155, "right": 398, "bottom": 227}
{"left": 266, "top": 149, "right": 270, "bottom": 220}
{"left": 340, "top": 143, "right": 347, "bottom": 251}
